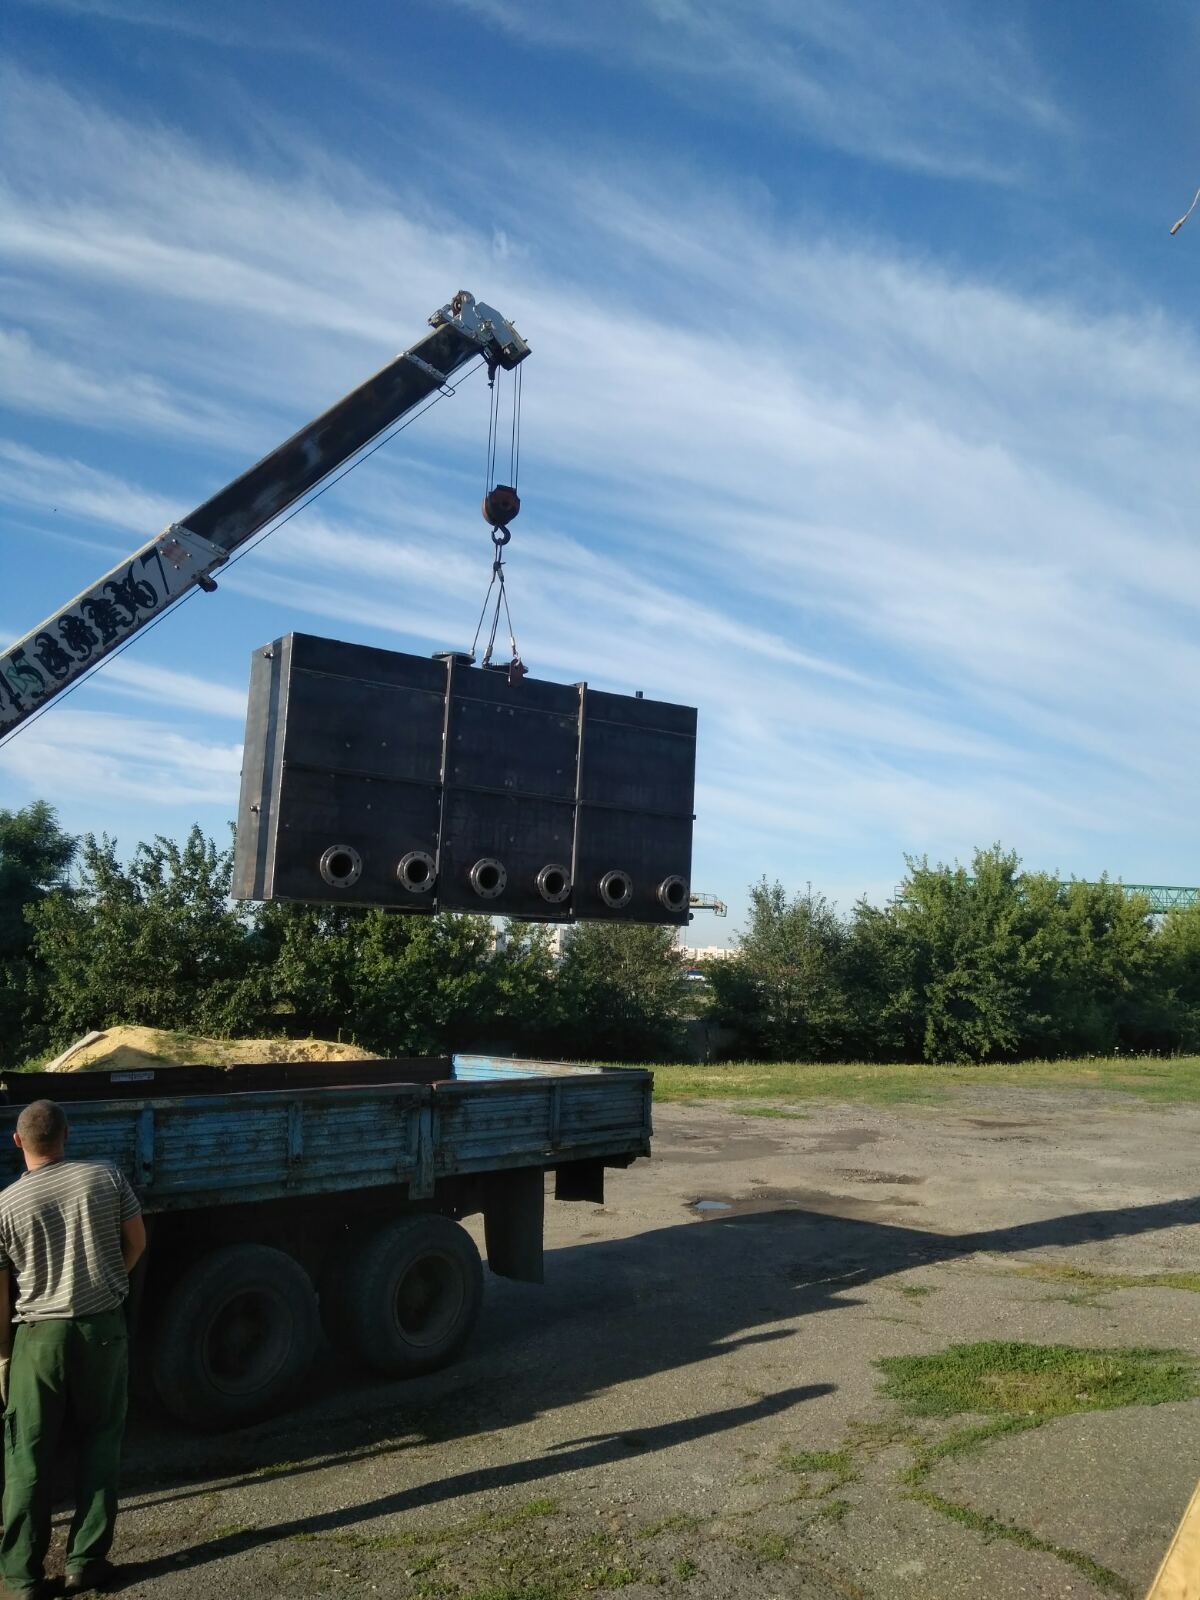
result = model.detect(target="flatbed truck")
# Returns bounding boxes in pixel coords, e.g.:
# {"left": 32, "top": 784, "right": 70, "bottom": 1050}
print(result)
{"left": 0, "top": 1055, "right": 651, "bottom": 1431}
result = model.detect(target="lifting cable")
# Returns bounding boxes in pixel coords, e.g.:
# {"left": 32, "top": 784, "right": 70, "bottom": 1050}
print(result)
{"left": 472, "top": 359, "right": 526, "bottom": 683}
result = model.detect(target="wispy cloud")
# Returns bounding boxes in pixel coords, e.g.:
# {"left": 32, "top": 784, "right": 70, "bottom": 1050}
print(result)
{"left": 446, "top": 0, "right": 1066, "bottom": 182}
{"left": 0, "top": 708, "right": 241, "bottom": 810}
{"left": 0, "top": 440, "right": 176, "bottom": 534}
{"left": 93, "top": 660, "right": 247, "bottom": 721}
{"left": 1, "top": 65, "right": 1196, "bottom": 915}
{"left": 0, "top": 328, "right": 245, "bottom": 449}
{"left": 9, "top": 0, "right": 317, "bottom": 49}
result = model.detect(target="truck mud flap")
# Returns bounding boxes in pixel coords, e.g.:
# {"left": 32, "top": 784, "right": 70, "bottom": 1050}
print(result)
{"left": 555, "top": 1159, "right": 604, "bottom": 1204}
{"left": 483, "top": 1167, "right": 544, "bottom": 1284}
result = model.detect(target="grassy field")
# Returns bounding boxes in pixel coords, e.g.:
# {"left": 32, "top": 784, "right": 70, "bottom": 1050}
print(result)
{"left": 648, "top": 1055, "right": 1200, "bottom": 1107}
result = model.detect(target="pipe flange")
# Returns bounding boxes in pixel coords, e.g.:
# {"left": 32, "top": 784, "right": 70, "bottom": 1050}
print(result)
{"left": 470, "top": 858, "right": 507, "bottom": 899}
{"left": 319, "top": 844, "right": 362, "bottom": 889}
{"left": 657, "top": 875, "right": 689, "bottom": 914}
{"left": 397, "top": 850, "right": 436, "bottom": 894}
{"left": 599, "top": 869, "right": 634, "bottom": 910}
{"left": 536, "top": 863, "right": 572, "bottom": 904}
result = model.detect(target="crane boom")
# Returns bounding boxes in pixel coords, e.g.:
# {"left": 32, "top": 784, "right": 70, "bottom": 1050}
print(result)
{"left": 0, "top": 292, "right": 529, "bottom": 740}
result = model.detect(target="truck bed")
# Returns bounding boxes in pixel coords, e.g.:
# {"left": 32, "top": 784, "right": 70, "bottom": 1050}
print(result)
{"left": 0, "top": 1055, "right": 653, "bottom": 1212}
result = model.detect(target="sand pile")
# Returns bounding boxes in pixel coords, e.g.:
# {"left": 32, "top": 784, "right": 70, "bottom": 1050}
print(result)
{"left": 46, "top": 1026, "right": 380, "bottom": 1073}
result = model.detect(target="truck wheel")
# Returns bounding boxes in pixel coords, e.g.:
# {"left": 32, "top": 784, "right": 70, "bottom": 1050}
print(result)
{"left": 341, "top": 1216, "right": 483, "bottom": 1378}
{"left": 151, "top": 1244, "right": 320, "bottom": 1431}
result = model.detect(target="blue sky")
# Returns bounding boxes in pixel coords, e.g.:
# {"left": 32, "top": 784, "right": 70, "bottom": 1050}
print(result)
{"left": 1, "top": 0, "right": 1198, "bottom": 930}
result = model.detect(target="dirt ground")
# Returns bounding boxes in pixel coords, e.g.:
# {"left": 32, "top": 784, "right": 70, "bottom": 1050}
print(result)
{"left": 52, "top": 1085, "right": 1200, "bottom": 1599}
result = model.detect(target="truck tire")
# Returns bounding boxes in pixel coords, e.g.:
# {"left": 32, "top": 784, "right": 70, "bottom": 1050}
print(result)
{"left": 339, "top": 1216, "right": 483, "bottom": 1378}
{"left": 151, "top": 1244, "right": 320, "bottom": 1431}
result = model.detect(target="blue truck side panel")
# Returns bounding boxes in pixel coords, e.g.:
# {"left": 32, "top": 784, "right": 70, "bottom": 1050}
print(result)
{"left": 0, "top": 1058, "right": 652, "bottom": 1212}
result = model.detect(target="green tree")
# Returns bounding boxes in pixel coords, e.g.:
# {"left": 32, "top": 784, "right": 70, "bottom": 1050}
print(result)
{"left": 1019, "top": 877, "right": 1157, "bottom": 1056}
{"left": 29, "top": 826, "right": 258, "bottom": 1045}
{"left": 555, "top": 922, "right": 687, "bottom": 1061}
{"left": 895, "top": 847, "right": 1028, "bottom": 1063}
{"left": 242, "top": 906, "right": 559, "bottom": 1057}
{"left": 708, "top": 880, "right": 849, "bottom": 1060}
{"left": 841, "top": 898, "right": 921, "bottom": 1061}
{"left": 347, "top": 911, "right": 531, "bottom": 1056}
{"left": 0, "top": 802, "right": 77, "bottom": 1064}
{"left": 1151, "top": 899, "right": 1200, "bottom": 1050}
{"left": 235, "top": 902, "right": 366, "bottom": 1043}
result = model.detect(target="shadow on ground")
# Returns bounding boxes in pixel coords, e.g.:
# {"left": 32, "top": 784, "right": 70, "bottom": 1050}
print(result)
{"left": 98, "top": 1190, "right": 1200, "bottom": 1584}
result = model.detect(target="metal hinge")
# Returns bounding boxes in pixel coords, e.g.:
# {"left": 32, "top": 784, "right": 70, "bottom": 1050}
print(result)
{"left": 156, "top": 523, "right": 228, "bottom": 593}
{"left": 402, "top": 352, "right": 456, "bottom": 395}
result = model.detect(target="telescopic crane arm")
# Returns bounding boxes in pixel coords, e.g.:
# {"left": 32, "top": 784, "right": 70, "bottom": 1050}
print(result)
{"left": 0, "top": 292, "right": 529, "bottom": 739}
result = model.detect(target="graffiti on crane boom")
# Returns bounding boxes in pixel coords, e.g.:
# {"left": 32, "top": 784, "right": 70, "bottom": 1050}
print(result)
{"left": 0, "top": 552, "right": 167, "bottom": 734}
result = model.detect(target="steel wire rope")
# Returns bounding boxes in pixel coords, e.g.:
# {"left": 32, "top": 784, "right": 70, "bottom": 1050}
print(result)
{"left": 509, "top": 362, "right": 522, "bottom": 489}
{"left": 0, "top": 361, "right": 485, "bottom": 754}
{"left": 483, "top": 364, "right": 502, "bottom": 496}
{"left": 472, "top": 360, "right": 525, "bottom": 669}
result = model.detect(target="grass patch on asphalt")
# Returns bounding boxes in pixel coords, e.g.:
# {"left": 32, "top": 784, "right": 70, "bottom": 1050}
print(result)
{"left": 727, "top": 1530, "right": 793, "bottom": 1562}
{"left": 647, "top": 1055, "right": 1200, "bottom": 1108}
{"left": 812, "top": 1498, "right": 852, "bottom": 1524}
{"left": 290, "top": 1495, "right": 561, "bottom": 1555}
{"left": 872, "top": 1341, "right": 1199, "bottom": 1598}
{"left": 779, "top": 1447, "right": 858, "bottom": 1493}
{"left": 1005, "top": 1261, "right": 1200, "bottom": 1298}
{"left": 878, "top": 1340, "right": 1199, "bottom": 1418}
{"left": 905, "top": 1486, "right": 1134, "bottom": 1595}
{"left": 292, "top": 1498, "right": 690, "bottom": 1598}
{"left": 636, "top": 1513, "right": 702, "bottom": 1540}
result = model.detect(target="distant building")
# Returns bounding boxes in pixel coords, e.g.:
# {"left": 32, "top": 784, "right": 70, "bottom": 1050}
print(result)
{"left": 491, "top": 923, "right": 568, "bottom": 959}
{"left": 493, "top": 927, "right": 738, "bottom": 966}
{"left": 679, "top": 944, "right": 738, "bottom": 964}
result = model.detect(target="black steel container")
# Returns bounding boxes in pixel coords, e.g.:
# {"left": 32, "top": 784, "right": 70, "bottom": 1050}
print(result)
{"left": 232, "top": 634, "right": 696, "bottom": 924}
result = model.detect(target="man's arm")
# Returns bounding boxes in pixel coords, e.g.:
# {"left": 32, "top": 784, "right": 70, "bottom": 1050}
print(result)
{"left": 0, "top": 1266, "right": 11, "bottom": 1406}
{"left": 121, "top": 1214, "right": 146, "bottom": 1276}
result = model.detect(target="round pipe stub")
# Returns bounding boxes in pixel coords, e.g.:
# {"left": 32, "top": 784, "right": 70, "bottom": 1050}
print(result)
{"left": 319, "top": 844, "right": 363, "bottom": 890}
{"left": 397, "top": 850, "right": 436, "bottom": 894}
{"left": 536, "top": 863, "right": 572, "bottom": 904}
{"left": 599, "top": 869, "right": 634, "bottom": 910}
{"left": 657, "top": 875, "right": 689, "bottom": 914}
{"left": 470, "top": 857, "right": 507, "bottom": 899}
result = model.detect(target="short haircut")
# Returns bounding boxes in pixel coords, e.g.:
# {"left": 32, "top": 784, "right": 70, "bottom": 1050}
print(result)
{"left": 16, "top": 1100, "right": 68, "bottom": 1155}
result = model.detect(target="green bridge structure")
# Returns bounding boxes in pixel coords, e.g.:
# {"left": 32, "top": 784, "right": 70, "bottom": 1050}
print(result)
{"left": 894, "top": 883, "right": 1199, "bottom": 913}
{"left": 1114, "top": 885, "right": 1200, "bottom": 912}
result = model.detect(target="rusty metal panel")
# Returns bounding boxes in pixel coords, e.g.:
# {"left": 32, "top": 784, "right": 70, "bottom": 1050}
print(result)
{"left": 432, "top": 1068, "right": 652, "bottom": 1174}
{"left": 0, "top": 1085, "right": 428, "bottom": 1212}
{"left": 0, "top": 1060, "right": 651, "bottom": 1215}
{"left": 232, "top": 633, "right": 696, "bottom": 922}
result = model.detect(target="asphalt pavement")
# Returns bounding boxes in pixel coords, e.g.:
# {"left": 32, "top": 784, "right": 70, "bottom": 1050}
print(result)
{"left": 46, "top": 1085, "right": 1200, "bottom": 1599}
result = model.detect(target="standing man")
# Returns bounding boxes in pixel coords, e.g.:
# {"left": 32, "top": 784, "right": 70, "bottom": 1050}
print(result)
{"left": 0, "top": 1100, "right": 145, "bottom": 1599}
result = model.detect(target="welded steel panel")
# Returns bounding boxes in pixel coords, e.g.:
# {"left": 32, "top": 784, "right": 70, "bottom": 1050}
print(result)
{"left": 232, "top": 633, "right": 696, "bottom": 923}
{"left": 574, "top": 687, "right": 696, "bottom": 922}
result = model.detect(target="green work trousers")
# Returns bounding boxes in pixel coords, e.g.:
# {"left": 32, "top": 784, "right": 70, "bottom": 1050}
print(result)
{"left": 1, "top": 1307, "right": 128, "bottom": 1592}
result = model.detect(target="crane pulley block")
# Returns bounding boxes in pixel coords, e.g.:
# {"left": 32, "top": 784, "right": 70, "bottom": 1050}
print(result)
{"left": 482, "top": 485, "right": 520, "bottom": 528}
